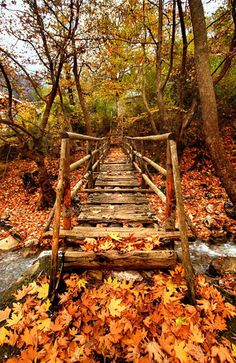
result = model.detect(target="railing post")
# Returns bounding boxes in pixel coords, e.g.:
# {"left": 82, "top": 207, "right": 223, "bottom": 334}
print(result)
{"left": 87, "top": 141, "right": 94, "bottom": 188}
{"left": 62, "top": 138, "right": 71, "bottom": 230}
{"left": 165, "top": 140, "right": 175, "bottom": 230}
{"left": 140, "top": 140, "right": 146, "bottom": 189}
{"left": 169, "top": 139, "right": 195, "bottom": 304}
{"left": 49, "top": 137, "right": 68, "bottom": 296}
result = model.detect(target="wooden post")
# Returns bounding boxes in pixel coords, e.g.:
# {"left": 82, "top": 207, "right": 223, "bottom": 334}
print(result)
{"left": 49, "top": 137, "right": 68, "bottom": 296}
{"left": 140, "top": 140, "right": 147, "bottom": 189}
{"left": 62, "top": 138, "right": 71, "bottom": 230}
{"left": 169, "top": 139, "right": 195, "bottom": 304}
{"left": 96, "top": 141, "right": 100, "bottom": 172}
{"left": 165, "top": 140, "right": 175, "bottom": 230}
{"left": 87, "top": 141, "right": 94, "bottom": 189}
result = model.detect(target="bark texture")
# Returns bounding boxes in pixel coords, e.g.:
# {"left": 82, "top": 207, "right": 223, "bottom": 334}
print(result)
{"left": 188, "top": 0, "right": 236, "bottom": 205}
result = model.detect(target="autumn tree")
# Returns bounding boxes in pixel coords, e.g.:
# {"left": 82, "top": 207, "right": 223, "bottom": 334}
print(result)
{"left": 0, "top": 0, "right": 82, "bottom": 207}
{"left": 188, "top": 0, "right": 236, "bottom": 205}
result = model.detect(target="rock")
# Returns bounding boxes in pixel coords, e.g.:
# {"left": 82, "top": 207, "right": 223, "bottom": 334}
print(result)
{"left": 205, "top": 204, "right": 214, "bottom": 214}
{"left": 24, "top": 239, "right": 39, "bottom": 248}
{"left": 203, "top": 215, "right": 214, "bottom": 228}
{"left": 0, "top": 236, "right": 19, "bottom": 251}
{"left": 112, "top": 270, "right": 143, "bottom": 282}
{"left": 224, "top": 202, "right": 236, "bottom": 220}
{"left": 23, "top": 261, "right": 40, "bottom": 276}
{"left": 208, "top": 257, "right": 236, "bottom": 276}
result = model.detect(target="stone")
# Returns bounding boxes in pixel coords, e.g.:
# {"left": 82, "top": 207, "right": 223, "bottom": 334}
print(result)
{"left": 203, "top": 215, "right": 214, "bottom": 228}
{"left": 112, "top": 270, "right": 143, "bottom": 282}
{"left": 24, "top": 239, "right": 39, "bottom": 248}
{"left": 209, "top": 257, "right": 236, "bottom": 275}
{"left": 0, "top": 236, "right": 18, "bottom": 251}
{"left": 205, "top": 204, "right": 214, "bottom": 214}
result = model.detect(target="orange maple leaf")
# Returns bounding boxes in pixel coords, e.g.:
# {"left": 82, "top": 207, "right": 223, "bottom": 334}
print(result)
{"left": 174, "top": 340, "right": 189, "bottom": 363}
{"left": 0, "top": 307, "right": 11, "bottom": 323}
{"left": 21, "top": 326, "right": 38, "bottom": 346}
{"left": 211, "top": 344, "right": 235, "bottom": 363}
{"left": 189, "top": 323, "right": 205, "bottom": 344}
{"left": 146, "top": 340, "right": 165, "bottom": 362}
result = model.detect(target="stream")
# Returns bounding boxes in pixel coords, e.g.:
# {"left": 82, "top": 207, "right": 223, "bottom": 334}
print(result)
{"left": 0, "top": 240, "right": 235, "bottom": 294}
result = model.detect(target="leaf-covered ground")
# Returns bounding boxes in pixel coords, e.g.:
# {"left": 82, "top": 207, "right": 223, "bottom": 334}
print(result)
{"left": 0, "top": 150, "right": 86, "bottom": 245}
{"left": 0, "top": 127, "right": 235, "bottom": 361}
{"left": 0, "top": 265, "right": 236, "bottom": 362}
{"left": 0, "top": 126, "right": 235, "bottom": 244}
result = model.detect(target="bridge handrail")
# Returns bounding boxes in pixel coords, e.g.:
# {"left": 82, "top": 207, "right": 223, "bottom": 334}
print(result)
{"left": 49, "top": 134, "right": 109, "bottom": 295}
{"left": 62, "top": 131, "right": 107, "bottom": 141}
{"left": 126, "top": 132, "right": 173, "bottom": 141}
{"left": 123, "top": 134, "right": 195, "bottom": 303}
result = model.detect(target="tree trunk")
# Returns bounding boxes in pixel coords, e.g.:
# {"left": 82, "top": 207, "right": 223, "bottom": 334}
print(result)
{"left": 34, "top": 155, "right": 56, "bottom": 208}
{"left": 142, "top": 46, "right": 158, "bottom": 134}
{"left": 73, "top": 48, "right": 92, "bottom": 135}
{"left": 156, "top": 0, "right": 168, "bottom": 130}
{"left": 23, "top": 146, "right": 56, "bottom": 208}
{"left": 188, "top": 0, "right": 236, "bottom": 205}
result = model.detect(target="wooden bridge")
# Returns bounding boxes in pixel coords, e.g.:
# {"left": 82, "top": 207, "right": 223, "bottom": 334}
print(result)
{"left": 45, "top": 132, "right": 195, "bottom": 303}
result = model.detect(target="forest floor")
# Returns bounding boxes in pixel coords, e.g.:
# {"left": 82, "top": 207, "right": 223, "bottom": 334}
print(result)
{"left": 0, "top": 126, "right": 236, "bottom": 362}
{"left": 0, "top": 126, "right": 235, "bottom": 244}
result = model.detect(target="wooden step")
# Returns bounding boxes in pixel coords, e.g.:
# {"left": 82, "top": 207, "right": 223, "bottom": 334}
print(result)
{"left": 101, "top": 164, "right": 133, "bottom": 171}
{"left": 80, "top": 188, "right": 152, "bottom": 194}
{"left": 63, "top": 249, "right": 177, "bottom": 270}
{"left": 87, "top": 193, "right": 148, "bottom": 204}
{"left": 76, "top": 216, "right": 155, "bottom": 224}
{"left": 95, "top": 180, "right": 139, "bottom": 187}
{"left": 44, "top": 227, "right": 183, "bottom": 240}
{"left": 80, "top": 204, "right": 150, "bottom": 214}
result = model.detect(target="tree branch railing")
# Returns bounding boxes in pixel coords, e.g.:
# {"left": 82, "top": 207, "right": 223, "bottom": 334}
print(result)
{"left": 123, "top": 133, "right": 195, "bottom": 304}
{"left": 49, "top": 132, "right": 109, "bottom": 295}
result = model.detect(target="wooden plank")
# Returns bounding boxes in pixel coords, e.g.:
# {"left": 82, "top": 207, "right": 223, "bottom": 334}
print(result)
{"left": 96, "top": 175, "right": 137, "bottom": 181}
{"left": 77, "top": 215, "right": 155, "bottom": 224}
{"left": 44, "top": 227, "right": 185, "bottom": 240}
{"left": 95, "top": 180, "right": 139, "bottom": 187}
{"left": 99, "top": 171, "right": 135, "bottom": 176}
{"left": 80, "top": 204, "right": 150, "bottom": 214}
{"left": 88, "top": 193, "right": 148, "bottom": 204}
{"left": 80, "top": 188, "right": 154, "bottom": 193}
{"left": 101, "top": 165, "right": 133, "bottom": 171}
{"left": 103, "top": 161, "right": 129, "bottom": 165}
{"left": 64, "top": 249, "right": 177, "bottom": 270}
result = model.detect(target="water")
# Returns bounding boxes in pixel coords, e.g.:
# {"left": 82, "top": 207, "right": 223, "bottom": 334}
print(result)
{"left": 0, "top": 250, "right": 51, "bottom": 293}
{"left": 175, "top": 239, "right": 236, "bottom": 274}
{"left": 0, "top": 241, "right": 235, "bottom": 293}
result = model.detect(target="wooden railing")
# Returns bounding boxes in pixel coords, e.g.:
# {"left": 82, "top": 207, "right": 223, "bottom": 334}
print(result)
{"left": 123, "top": 133, "right": 195, "bottom": 303}
{"left": 48, "top": 131, "right": 195, "bottom": 304}
{"left": 49, "top": 132, "right": 109, "bottom": 294}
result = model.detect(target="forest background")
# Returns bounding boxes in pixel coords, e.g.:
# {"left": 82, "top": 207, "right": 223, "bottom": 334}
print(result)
{"left": 0, "top": 0, "right": 235, "bottom": 234}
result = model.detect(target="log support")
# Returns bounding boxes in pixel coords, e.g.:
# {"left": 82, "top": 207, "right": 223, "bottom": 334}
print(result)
{"left": 64, "top": 249, "right": 177, "bottom": 270}
{"left": 169, "top": 139, "right": 195, "bottom": 304}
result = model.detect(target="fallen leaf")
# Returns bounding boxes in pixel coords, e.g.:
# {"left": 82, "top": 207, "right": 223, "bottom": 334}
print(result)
{"left": 37, "top": 283, "right": 49, "bottom": 299}
{"left": 0, "top": 307, "right": 11, "bottom": 323}
{"left": 0, "top": 327, "right": 9, "bottom": 345}
{"left": 109, "top": 233, "right": 122, "bottom": 241}
{"left": 108, "top": 298, "right": 126, "bottom": 317}
{"left": 6, "top": 312, "right": 23, "bottom": 327}
{"left": 174, "top": 340, "right": 189, "bottom": 363}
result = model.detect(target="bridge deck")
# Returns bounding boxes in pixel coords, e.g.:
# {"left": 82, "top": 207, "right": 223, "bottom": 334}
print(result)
{"left": 78, "top": 146, "right": 155, "bottom": 225}
{"left": 58, "top": 146, "right": 178, "bottom": 269}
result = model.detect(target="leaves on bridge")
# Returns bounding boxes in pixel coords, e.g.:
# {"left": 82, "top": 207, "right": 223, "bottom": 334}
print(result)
{"left": 0, "top": 266, "right": 235, "bottom": 362}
